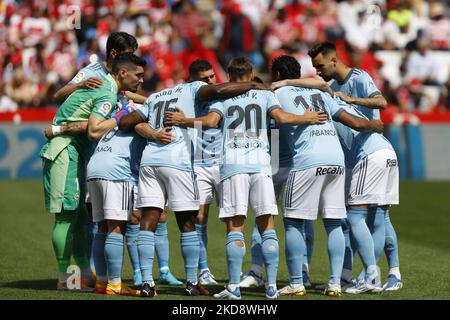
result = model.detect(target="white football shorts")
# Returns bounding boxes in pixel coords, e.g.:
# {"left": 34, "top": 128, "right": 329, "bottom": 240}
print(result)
{"left": 218, "top": 173, "right": 278, "bottom": 219}
{"left": 137, "top": 166, "right": 200, "bottom": 212}
{"left": 346, "top": 149, "right": 399, "bottom": 206}
{"left": 87, "top": 179, "right": 134, "bottom": 223}
{"left": 282, "top": 166, "right": 347, "bottom": 220}
{"left": 194, "top": 165, "right": 220, "bottom": 205}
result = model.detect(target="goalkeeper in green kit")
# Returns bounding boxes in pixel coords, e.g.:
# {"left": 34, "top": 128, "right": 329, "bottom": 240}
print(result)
{"left": 40, "top": 53, "right": 146, "bottom": 291}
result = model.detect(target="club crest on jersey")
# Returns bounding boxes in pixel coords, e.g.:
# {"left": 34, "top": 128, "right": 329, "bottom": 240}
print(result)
{"left": 99, "top": 101, "right": 113, "bottom": 116}
{"left": 74, "top": 72, "right": 85, "bottom": 83}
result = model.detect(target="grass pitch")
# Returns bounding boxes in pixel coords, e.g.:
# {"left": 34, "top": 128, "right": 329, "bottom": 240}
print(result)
{"left": 0, "top": 180, "right": 449, "bottom": 300}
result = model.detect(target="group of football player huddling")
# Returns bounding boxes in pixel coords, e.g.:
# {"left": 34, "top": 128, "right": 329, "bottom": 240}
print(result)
{"left": 41, "top": 32, "right": 403, "bottom": 300}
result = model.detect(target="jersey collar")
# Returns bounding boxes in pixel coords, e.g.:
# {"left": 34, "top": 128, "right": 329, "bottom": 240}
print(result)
{"left": 337, "top": 67, "right": 355, "bottom": 85}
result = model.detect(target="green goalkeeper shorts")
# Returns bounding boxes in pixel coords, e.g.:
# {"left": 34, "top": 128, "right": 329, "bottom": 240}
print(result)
{"left": 42, "top": 144, "right": 86, "bottom": 214}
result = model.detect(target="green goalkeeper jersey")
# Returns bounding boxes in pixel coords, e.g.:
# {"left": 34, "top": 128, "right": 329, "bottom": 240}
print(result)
{"left": 40, "top": 73, "right": 118, "bottom": 161}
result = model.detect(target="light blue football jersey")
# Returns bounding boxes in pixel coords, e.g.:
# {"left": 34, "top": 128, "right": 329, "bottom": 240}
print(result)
{"left": 209, "top": 89, "right": 281, "bottom": 181}
{"left": 138, "top": 81, "right": 204, "bottom": 171}
{"left": 269, "top": 118, "right": 294, "bottom": 169}
{"left": 193, "top": 102, "right": 222, "bottom": 167}
{"left": 86, "top": 127, "right": 147, "bottom": 183}
{"left": 330, "top": 68, "right": 382, "bottom": 120}
{"left": 275, "top": 86, "right": 345, "bottom": 171}
{"left": 332, "top": 97, "right": 394, "bottom": 168}
{"left": 69, "top": 62, "right": 110, "bottom": 85}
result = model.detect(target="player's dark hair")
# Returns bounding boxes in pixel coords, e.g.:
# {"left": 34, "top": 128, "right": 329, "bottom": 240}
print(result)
{"left": 111, "top": 53, "right": 146, "bottom": 75}
{"left": 271, "top": 55, "right": 301, "bottom": 80}
{"left": 189, "top": 59, "right": 213, "bottom": 77}
{"left": 227, "top": 57, "right": 253, "bottom": 81}
{"left": 106, "top": 32, "right": 138, "bottom": 58}
{"left": 308, "top": 42, "right": 337, "bottom": 59}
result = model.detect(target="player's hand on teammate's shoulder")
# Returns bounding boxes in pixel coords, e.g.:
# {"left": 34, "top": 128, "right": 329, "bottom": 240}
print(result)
{"left": 164, "top": 107, "right": 185, "bottom": 126}
{"left": 80, "top": 77, "right": 103, "bottom": 90}
{"left": 370, "top": 119, "right": 384, "bottom": 133}
{"left": 334, "top": 91, "right": 353, "bottom": 103}
{"left": 157, "top": 127, "right": 175, "bottom": 144}
{"left": 253, "top": 82, "right": 271, "bottom": 91}
{"left": 270, "top": 80, "right": 287, "bottom": 91}
{"left": 304, "top": 108, "right": 328, "bottom": 124}
{"left": 321, "top": 83, "right": 333, "bottom": 95}
{"left": 306, "top": 78, "right": 333, "bottom": 94}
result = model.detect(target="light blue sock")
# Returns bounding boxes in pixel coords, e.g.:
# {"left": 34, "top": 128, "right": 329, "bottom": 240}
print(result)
{"left": 155, "top": 221, "right": 169, "bottom": 270}
{"left": 323, "top": 219, "right": 345, "bottom": 284}
{"left": 125, "top": 224, "right": 140, "bottom": 271}
{"left": 226, "top": 231, "right": 246, "bottom": 285}
{"left": 367, "top": 207, "right": 387, "bottom": 263}
{"left": 105, "top": 232, "right": 124, "bottom": 281}
{"left": 86, "top": 217, "right": 97, "bottom": 273}
{"left": 92, "top": 232, "right": 107, "bottom": 280}
{"left": 250, "top": 226, "right": 263, "bottom": 274}
{"left": 341, "top": 218, "right": 353, "bottom": 272}
{"left": 283, "top": 218, "right": 304, "bottom": 285}
{"left": 384, "top": 211, "right": 400, "bottom": 269}
{"left": 180, "top": 231, "right": 200, "bottom": 284}
{"left": 347, "top": 207, "right": 377, "bottom": 272}
{"left": 304, "top": 220, "right": 314, "bottom": 265}
{"left": 196, "top": 224, "right": 209, "bottom": 270}
{"left": 261, "top": 229, "right": 279, "bottom": 286}
{"left": 137, "top": 230, "right": 155, "bottom": 283}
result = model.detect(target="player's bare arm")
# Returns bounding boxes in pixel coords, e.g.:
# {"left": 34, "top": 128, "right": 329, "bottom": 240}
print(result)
{"left": 269, "top": 107, "right": 328, "bottom": 125}
{"left": 164, "top": 108, "right": 221, "bottom": 129}
{"left": 198, "top": 81, "right": 270, "bottom": 102}
{"left": 44, "top": 121, "right": 88, "bottom": 140}
{"left": 334, "top": 92, "right": 387, "bottom": 110}
{"left": 87, "top": 114, "right": 117, "bottom": 141}
{"left": 134, "top": 123, "right": 175, "bottom": 144}
{"left": 124, "top": 91, "right": 147, "bottom": 104}
{"left": 53, "top": 77, "right": 104, "bottom": 103}
{"left": 337, "top": 110, "right": 384, "bottom": 132}
{"left": 271, "top": 78, "right": 333, "bottom": 95}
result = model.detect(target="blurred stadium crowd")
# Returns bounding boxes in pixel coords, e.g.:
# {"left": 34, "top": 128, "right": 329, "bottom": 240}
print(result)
{"left": 1, "top": 0, "right": 450, "bottom": 113}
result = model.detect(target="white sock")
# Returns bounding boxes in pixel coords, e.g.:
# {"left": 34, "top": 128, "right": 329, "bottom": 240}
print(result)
{"left": 266, "top": 283, "right": 277, "bottom": 290}
{"left": 366, "top": 265, "right": 378, "bottom": 280}
{"left": 228, "top": 284, "right": 239, "bottom": 291}
{"left": 160, "top": 266, "right": 169, "bottom": 272}
{"left": 110, "top": 277, "right": 121, "bottom": 285}
{"left": 389, "top": 267, "right": 401, "bottom": 280}
{"left": 144, "top": 280, "right": 155, "bottom": 286}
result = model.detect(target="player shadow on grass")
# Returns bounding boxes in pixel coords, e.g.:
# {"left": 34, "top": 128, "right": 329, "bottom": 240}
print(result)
{"left": 2, "top": 279, "right": 57, "bottom": 291}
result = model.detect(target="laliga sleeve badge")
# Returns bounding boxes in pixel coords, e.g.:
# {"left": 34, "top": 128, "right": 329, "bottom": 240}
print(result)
{"left": 99, "top": 101, "right": 113, "bottom": 116}
{"left": 73, "top": 72, "right": 85, "bottom": 83}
